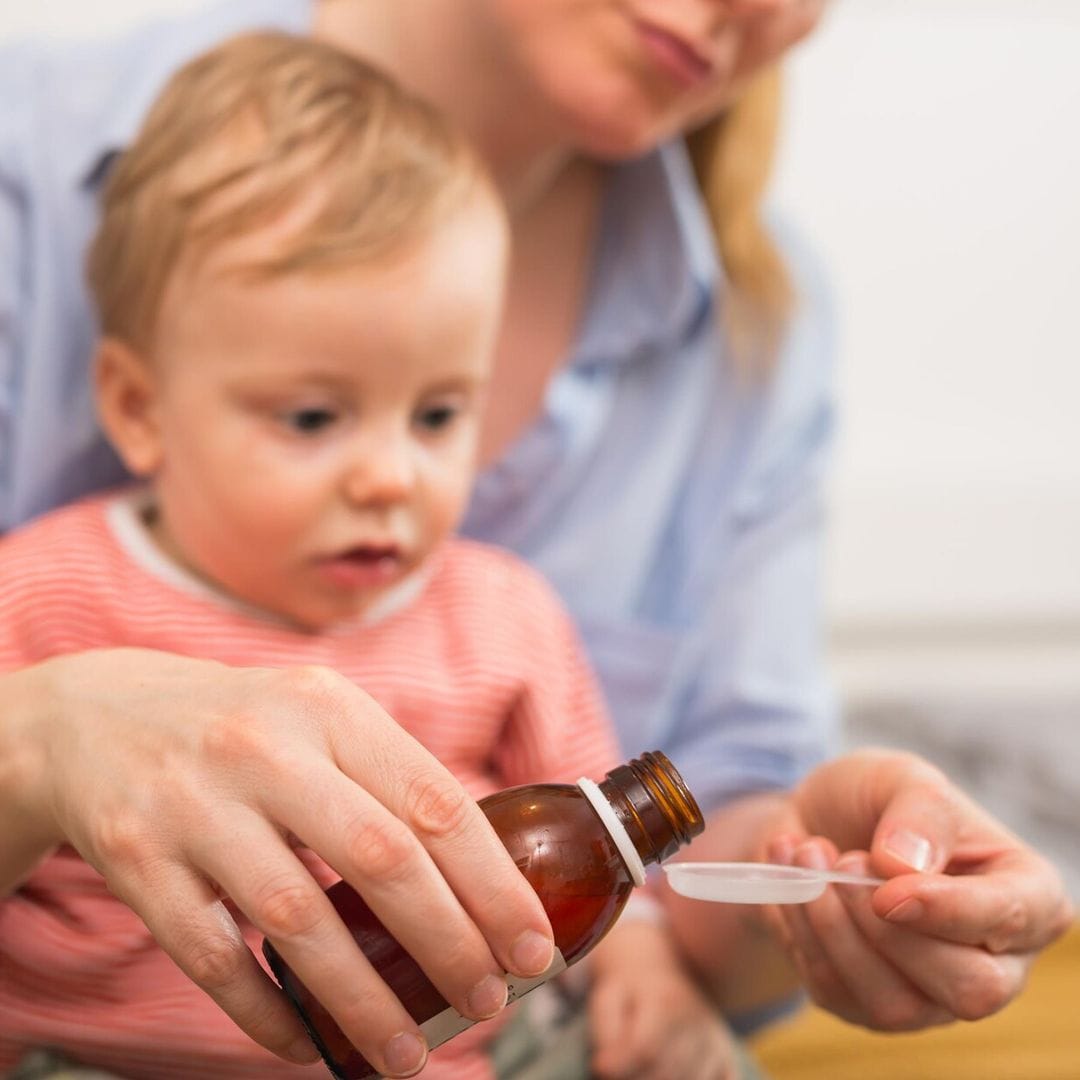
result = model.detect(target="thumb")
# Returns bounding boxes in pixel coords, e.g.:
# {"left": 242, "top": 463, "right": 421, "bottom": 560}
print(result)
{"left": 870, "top": 778, "right": 961, "bottom": 877}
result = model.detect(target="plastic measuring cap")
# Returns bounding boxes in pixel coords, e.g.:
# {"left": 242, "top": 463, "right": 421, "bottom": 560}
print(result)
{"left": 662, "top": 861, "right": 884, "bottom": 904}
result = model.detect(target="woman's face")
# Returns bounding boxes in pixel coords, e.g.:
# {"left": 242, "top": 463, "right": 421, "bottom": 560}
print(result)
{"left": 481, "top": 0, "right": 826, "bottom": 157}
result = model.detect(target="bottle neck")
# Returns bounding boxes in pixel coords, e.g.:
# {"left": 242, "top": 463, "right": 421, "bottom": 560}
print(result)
{"left": 597, "top": 751, "right": 705, "bottom": 868}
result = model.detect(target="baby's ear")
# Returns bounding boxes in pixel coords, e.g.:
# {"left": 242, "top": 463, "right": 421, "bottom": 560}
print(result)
{"left": 94, "top": 337, "right": 163, "bottom": 476}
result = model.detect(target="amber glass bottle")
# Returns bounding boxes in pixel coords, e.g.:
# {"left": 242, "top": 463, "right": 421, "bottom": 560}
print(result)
{"left": 264, "top": 751, "right": 704, "bottom": 1079}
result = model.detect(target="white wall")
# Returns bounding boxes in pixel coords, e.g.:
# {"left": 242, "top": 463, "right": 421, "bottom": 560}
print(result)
{"left": 770, "top": 1, "right": 1080, "bottom": 891}
{"left": 773, "top": 0, "right": 1080, "bottom": 633}
{"left": 0, "top": 0, "right": 195, "bottom": 37}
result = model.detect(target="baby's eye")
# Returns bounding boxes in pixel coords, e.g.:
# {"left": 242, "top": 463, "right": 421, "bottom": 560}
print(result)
{"left": 415, "top": 403, "right": 459, "bottom": 432}
{"left": 281, "top": 406, "right": 337, "bottom": 434}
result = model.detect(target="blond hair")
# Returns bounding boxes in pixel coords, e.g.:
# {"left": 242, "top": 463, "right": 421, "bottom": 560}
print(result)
{"left": 687, "top": 66, "right": 792, "bottom": 370}
{"left": 87, "top": 31, "right": 481, "bottom": 351}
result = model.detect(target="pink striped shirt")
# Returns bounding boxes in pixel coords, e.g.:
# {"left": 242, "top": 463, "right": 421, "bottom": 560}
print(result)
{"left": 0, "top": 493, "right": 620, "bottom": 1080}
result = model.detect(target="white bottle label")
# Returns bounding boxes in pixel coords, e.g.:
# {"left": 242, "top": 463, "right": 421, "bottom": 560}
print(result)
{"left": 416, "top": 948, "right": 568, "bottom": 1051}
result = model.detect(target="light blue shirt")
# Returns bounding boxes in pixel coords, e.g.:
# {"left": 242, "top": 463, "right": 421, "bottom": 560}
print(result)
{"left": 0, "top": 0, "right": 838, "bottom": 814}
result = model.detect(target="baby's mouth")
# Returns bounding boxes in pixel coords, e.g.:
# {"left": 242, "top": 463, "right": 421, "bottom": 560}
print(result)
{"left": 316, "top": 544, "right": 405, "bottom": 588}
{"left": 342, "top": 544, "right": 400, "bottom": 566}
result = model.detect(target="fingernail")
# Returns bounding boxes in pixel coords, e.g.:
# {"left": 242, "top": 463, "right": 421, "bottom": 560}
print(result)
{"left": 835, "top": 853, "right": 870, "bottom": 877}
{"left": 510, "top": 929, "right": 554, "bottom": 976}
{"left": 466, "top": 973, "right": 508, "bottom": 1018}
{"left": 769, "top": 836, "right": 797, "bottom": 864}
{"left": 285, "top": 1036, "right": 319, "bottom": 1063}
{"left": 884, "top": 829, "right": 933, "bottom": 872}
{"left": 796, "top": 843, "right": 829, "bottom": 871}
{"left": 383, "top": 1031, "right": 427, "bottom": 1077}
{"left": 885, "top": 897, "right": 926, "bottom": 924}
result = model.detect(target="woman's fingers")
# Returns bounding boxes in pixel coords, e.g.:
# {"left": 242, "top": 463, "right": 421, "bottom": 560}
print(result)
{"left": 257, "top": 763, "right": 514, "bottom": 1026}
{"left": 861, "top": 760, "right": 1074, "bottom": 953}
{"left": 771, "top": 751, "right": 1074, "bottom": 1032}
{"left": 104, "top": 859, "right": 319, "bottom": 1065}
{"left": 871, "top": 855, "right": 1076, "bottom": 954}
{"left": 190, "top": 810, "right": 435, "bottom": 1075}
{"left": 203, "top": 663, "right": 552, "bottom": 987}
{"left": 776, "top": 842, "right": 950, "bottom": 1031}
{"left": 326, "top": 684, "right": 554, "bottom": 980}
{"left": 786, "top": 844, "right": 1032, "bottom": 1025}
{"left": 233, "top": 667, "right": 552, "bottom": 1070}
{"left": 770, "top": 838, "right": 1057, "bottom": 1028}
{"left": 866, "top": 769, "right": 977, "bottom": 877}
{"left": 841, "top": 857, "right": 1029, "bottom": 1021}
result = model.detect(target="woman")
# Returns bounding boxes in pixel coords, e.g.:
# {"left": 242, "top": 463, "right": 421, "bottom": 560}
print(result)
{"left": 0, "top": 2, "right": 1071, "bottom": 1078}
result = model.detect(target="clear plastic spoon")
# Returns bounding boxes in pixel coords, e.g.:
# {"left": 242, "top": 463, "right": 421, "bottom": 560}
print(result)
{"left": 662, "top": 861, "right": 885, "bottom": 904}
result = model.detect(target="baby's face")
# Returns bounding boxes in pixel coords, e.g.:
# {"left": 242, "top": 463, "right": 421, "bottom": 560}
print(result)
{"left": 144, "top": 188, "right": 507, "bottom": 630}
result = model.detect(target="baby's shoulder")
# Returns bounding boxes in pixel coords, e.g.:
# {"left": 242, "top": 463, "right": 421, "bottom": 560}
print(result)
{"left": 434, "top": 539, "right": 571, "bottom": 624}
{"left": 0, "top": 495, "right": 116, "bottom": 591}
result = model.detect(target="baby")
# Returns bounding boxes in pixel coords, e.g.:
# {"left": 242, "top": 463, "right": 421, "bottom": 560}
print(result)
{"left": 0, "top": 31, "right": 619, "bottom": 1080}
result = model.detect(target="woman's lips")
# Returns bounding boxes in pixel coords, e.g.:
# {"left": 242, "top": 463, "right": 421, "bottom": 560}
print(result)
{"left": 635, "top": 20, "right": 713, "bottom": 89}
{"left": 316, "top": 547, "right": 403, "bottom": 589}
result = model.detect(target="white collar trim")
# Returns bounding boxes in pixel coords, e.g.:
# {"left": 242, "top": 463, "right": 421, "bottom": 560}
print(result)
{"left": 104, "top": 488, "right": 428, "bottom": 633}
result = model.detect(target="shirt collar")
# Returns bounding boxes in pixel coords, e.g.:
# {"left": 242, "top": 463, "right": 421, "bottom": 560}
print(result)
{"left": 78, "top": 66, "right": 171, "bottom": 190}
{"left": 573, "top": 140, "right": 723, "bottom": 370}
{"left": 76, "top": 0, "right": 313, "bottom": 190}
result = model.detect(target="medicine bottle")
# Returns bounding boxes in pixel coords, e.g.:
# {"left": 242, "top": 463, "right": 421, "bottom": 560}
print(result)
{"left": 264, "top": 750, "right": 704, "bottom": 1079}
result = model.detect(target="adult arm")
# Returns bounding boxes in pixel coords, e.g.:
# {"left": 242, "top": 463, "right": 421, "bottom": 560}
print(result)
{"left": 657, "top": 404, "right": 1073, "bottom": 1028}
{"left": 656, "top": 222, "right": 840, "bottom": 1019}
{"left": 658, "top": 232, "right": 1072, "bottom": 1028}
{"left": 0, "top": 650, "right": 554, "bottom": 1076}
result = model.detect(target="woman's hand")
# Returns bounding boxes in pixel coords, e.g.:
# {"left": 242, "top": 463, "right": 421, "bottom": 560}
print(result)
{"left": 762, "top": 749, "right": 1075, "bottom": 1030}
{"left": 1, "top": 649, "right": 555, "bottom": 1077}
{"left": 588, "top": 917, "right": 745, "bottom": 1080}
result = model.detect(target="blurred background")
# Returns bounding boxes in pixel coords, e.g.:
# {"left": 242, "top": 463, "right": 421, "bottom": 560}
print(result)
{"left": 3, "top": 0, "right": 1077, "bottom": 894}
{"left": 772, "top": 0, "right": 1080, "bottom": 899}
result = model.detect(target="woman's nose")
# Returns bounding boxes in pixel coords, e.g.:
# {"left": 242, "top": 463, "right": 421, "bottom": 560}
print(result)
{"left": 708, "top": 0, "right": 796, "bottom": 19}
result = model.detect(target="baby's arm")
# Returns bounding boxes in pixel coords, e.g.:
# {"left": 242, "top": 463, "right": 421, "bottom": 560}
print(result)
{"left": 588, "top": 907, "right": 745, "bottom": 1080}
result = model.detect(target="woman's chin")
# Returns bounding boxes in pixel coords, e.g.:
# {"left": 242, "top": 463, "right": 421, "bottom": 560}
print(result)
{"left": 556, "top": 82, "right": 687, "bottom": 161}
{"left": 570, "top": 108, "right": 673, "bottom": 162}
